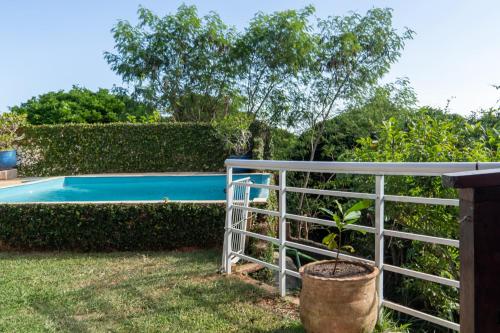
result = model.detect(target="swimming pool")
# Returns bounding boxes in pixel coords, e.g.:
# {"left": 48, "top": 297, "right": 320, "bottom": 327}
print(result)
{"left": 0, "top": 174, "right": 270, "bottom": 203}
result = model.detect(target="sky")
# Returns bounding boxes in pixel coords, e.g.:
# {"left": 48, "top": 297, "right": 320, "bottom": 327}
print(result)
{"left": 1, "top": 0, "right": 499, "bottom": 115}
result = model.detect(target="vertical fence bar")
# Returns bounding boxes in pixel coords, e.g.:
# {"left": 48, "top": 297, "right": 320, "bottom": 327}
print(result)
{"left": 278, "top": 169, "right": 287, "bottom": 296}
{"left": 240, "top": 179, "right": 251, "bottom": 256}
{"left": 375, "top": 175, "right": 385, "bottom": 314}
{"left": 224, "top": 166, "right": 234, "bottom": 274}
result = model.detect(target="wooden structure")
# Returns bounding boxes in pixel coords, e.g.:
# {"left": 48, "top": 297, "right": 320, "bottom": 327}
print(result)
{"left": 443, "top": 168, "right": 500, "bottom": 333}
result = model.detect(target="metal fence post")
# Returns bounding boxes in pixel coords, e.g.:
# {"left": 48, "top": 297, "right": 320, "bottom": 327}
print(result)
{"left": 278, "top": 169, "right": 287, "bottom": 296}
{"left": 224, "top": 166, "right": 234, "bottom": 274}
{"left": 375, "top": 175, "right": 385, "bottom": 314}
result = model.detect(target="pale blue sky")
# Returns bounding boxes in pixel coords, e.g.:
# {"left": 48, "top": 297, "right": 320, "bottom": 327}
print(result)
{"left": 1, "top": 1, "right": 499, "bottom": 115}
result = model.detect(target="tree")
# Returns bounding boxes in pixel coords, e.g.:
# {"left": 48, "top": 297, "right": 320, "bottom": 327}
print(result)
{"left": 105, "top": 5, "right": 239, "bottom": 122}
{"left": 10, "top": 86, "right": 158, "bottom": 125}
{"left": 287, "top": 79, "right": 417, "bottom": 238}
{"left": 233, "top": 6, "right": 315, "bottom": 124}
{"left": 292, "top": 79, "right": 417, "bottom": 162}
{"left": 289, "top": 8, "right": 414, "bottom": 212}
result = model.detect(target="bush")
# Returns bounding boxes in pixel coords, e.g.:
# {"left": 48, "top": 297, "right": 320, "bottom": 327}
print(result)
{"left": 18, "top": 123, "right": 229, "bottom": 176}
{"left": 251, "top": 137, "right": 265, "bottom": 160}
{"left": 270, "top": 128, "right": 297, "bottom": 160}
{"left": 0, "top": 203, "right": 225, "bottom": 251}
{"left": 0, "top": 113, "right": 26, "bottom": 151}
{"left": 10, "top": 86, "right": 159, "bottom": 124}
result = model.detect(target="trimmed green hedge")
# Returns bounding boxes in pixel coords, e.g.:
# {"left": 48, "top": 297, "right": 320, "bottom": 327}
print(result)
{"left": 0, "top": 203, "right": 225, "bottom": 251}
{"left": 18, "top": 123, "right": 229, "bottom": 176}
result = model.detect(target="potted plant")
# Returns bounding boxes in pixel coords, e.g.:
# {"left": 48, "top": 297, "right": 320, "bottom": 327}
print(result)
{"left": 299, "top": 200, "right": 379, "bottom": 333}
{"left": 0, "top": 113, "right": 26, "bottom": 170}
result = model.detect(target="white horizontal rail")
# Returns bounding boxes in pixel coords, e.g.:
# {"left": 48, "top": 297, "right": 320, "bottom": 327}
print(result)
{"left": 230, "top": 252, "right": 279, "bottom": 271}
{"left": 285, "top": 269, "right": 301, "bottom": 279}
{"left": 286, "top": 186, "right": 376, "bottom": 200}
{"left": 232, "top": 181, "right": 280, "bottom": 191}
{"left": 231, "top": 205, "right": 280, "bottom": 217}
{"left": 225, "top": 159, "right": 500, "bottom": 175}
{"left": 383, "top": 300, "right": 460, "bottom": 331}
{"left": 285, "top": 213, "right": 375, "bottom": 234}
{"left": 285, "top": 240, "right": 375, "bottom": 265}
{"left": 384, "top": 229, "right": 460, "bottom": 248}
{"left": 385, "top": 194, "right": 459, "bottom": 206}
{"left": 384, "top": 264, "right": 459, "bottom": 288}
{"left": 229, "top": 227, "right": 279, "bottom": 245}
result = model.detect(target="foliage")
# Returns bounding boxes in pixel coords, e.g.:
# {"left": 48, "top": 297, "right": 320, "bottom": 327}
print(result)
{"left": 347, "top": 108, "right": 500, "bottom": 325}
{"left": 105, "top": 5, "right": 240, "bottom": 122}
{"left": 284, "top": 8, "right": 413, "bottom": 217}
{"left": 249, "top": 120, "right": 274, "bottom": 160}
{"left": 0, "top": 250, "right": 304, "bottom": 332}
{"left": 0, "top": 203, "right": 225, "bottom": 251}
{"left": 10, "top": 86, "right": 158, "bottom": 125}
{"left": 234, "top": 6, "right": 316, "bottom": 124}
{"left": 320, "top": 200, "right": 372, "bottom": 275}
{"left": 291, "top": 79, "right": 416, "bottom": 161}
{"left": 211, "top": 112, "right": 253, "bottom": 155}
{"left": 0, "top": 113, "right": 26, "bottom": 151}
{"left": 251, "top": 137, "right": 265, "bottom": 160}
{"left": 270, "top": 128, "right": 297, "bottom": 160}
{"left": 288, "top": 8, "right": 414, "bottom": 160}
{"left": 287, "top": 80, "right": 416, "bottom": 239}
{"left": 106, "top": 5, "right": 411, "bottom": 131}
{"left": 374, "top": 309, "right": 411, "bottom": 333}
{"left": 18, "top": 123, "right": 229, "bottom": 176}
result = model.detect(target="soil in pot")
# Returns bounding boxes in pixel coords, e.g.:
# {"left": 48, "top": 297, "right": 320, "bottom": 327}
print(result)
{"left": 305, "top": 261, "right": 371, "bottom": 278}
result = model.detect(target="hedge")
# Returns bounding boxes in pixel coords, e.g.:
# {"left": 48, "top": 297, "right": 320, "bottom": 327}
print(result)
{"left": 0, "top": 203, "right": 225, "bottom": 251}
{"left": 17, "top": 123, "right": 229, "bottom": 176}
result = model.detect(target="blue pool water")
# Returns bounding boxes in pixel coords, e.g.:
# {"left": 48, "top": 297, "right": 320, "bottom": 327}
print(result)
{"left": 0, "top": 174, "right": 270, "bottom": 203}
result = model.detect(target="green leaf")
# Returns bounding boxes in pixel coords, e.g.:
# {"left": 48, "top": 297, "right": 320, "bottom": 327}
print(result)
{"left": 345, "top": 200, "right": 372, "bottom": 216}
{"left": 322, "top": 233, "right": 336, "bottom": 245}
{"left": 343, "top": 210, "right": 361, "bottom": 222}
{"left": 334, "top": 200, "right": 343, "bottom": 215}
{"left": 341, "top": 245, "right": 355, "bottom": 253}
{"left": 319, "top": 207, "right": 335, "bottom": 217}
{"left": 322, "top": 233, "right": 338, "bottom": 250}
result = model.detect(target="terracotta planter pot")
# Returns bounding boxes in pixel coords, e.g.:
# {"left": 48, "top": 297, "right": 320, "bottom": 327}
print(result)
{"left": 299, "top": 260, "right": 379, "bottom": 333}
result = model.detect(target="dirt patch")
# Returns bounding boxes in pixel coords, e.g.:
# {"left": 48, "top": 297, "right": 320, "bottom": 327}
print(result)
{"left": 305, "top": 261, "right": 371, "bottom": 278}
{"left": 255, "top": 296, "right": 300, "bottom": 320}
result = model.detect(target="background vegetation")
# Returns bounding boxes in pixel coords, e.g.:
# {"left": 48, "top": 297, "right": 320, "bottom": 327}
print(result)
{"left": 11, "top": 86, "right": 159, "bottom": 125}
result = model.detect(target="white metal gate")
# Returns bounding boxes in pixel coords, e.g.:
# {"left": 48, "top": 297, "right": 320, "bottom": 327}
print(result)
{"left": 222, "top": 177, "right": 251, "bottom": 270}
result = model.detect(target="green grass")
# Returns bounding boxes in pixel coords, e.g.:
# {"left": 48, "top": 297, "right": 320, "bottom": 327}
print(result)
{"left": 0, "top": 250, "right": 303, "bottom": 333}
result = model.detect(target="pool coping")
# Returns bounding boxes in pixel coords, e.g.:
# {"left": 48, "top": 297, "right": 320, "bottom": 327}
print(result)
{"left": 0, "top": 172, "right": 270, "bottom": 205}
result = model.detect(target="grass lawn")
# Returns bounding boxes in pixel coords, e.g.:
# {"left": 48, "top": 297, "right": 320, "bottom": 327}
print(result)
{"left": 0, "top": 249, "right": 303, "bottom": 333}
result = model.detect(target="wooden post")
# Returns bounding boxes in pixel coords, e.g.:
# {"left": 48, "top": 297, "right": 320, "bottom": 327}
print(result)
{"left": 443, "top": 168, "right": 500, "bottom": 333}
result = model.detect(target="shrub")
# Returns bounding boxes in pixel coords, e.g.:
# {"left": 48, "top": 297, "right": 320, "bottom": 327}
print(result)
{"left": 212, "top": 113, "right": 253, "bottom": 155}
{"left": 251, "top": 137, "right": 265, "bottom": 160}
{"left": 18, "top": 123, "right": 229, "bottom": 176}
{"left": 0, "top": 203, "right": 225, "bottom": 251}
{"left": 10, "top": 86, "right": 159, "bottom": 125}
{"left": 0, "top": 113, "right": 26, "bottom": 151}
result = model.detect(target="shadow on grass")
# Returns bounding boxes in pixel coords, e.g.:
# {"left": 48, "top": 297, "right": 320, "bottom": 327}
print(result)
{"left": 16, "top": 250, "right": 304, "bottom": 333}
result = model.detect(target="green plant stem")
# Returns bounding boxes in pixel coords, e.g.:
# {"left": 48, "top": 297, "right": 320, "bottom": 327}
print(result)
{"left": 333, "top": 230, "right": 341, "bottom": 276}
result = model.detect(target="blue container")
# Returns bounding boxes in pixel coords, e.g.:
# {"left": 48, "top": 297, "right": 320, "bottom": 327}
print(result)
{"left": 0, "top": 150, "right": 17, "bottom": 170}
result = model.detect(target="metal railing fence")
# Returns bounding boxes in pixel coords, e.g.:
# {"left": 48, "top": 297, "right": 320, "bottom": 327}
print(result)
{"left": 222, "top": 160, "right": 500, "bottom": 332}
